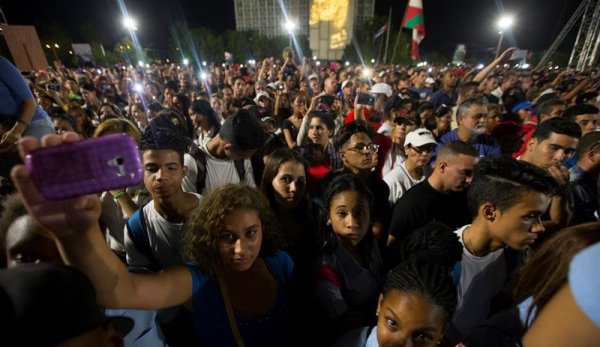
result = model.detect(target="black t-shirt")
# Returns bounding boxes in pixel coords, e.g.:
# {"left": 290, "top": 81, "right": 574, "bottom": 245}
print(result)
{"left": 388, "top": 179, "right": 470, "bottom": 241}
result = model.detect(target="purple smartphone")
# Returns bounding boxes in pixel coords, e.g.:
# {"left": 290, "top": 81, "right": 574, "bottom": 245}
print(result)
{"left": 25, "top": 134, "right": 143, "bottom": 200}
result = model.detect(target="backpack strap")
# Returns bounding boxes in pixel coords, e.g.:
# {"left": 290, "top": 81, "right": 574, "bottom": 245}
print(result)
{"left": 187, "top": 142, "right": 208, "bottom": 194}
{"left": 126, "top": 206, "right": 162, "bottom": 271}
{"left": 452, "top": 260, "right": 462, "bottom": 286}
{"left": 233, "top": 159, "right": 245, "bottom": 182}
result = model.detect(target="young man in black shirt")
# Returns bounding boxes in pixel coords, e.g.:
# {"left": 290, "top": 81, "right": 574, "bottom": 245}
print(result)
{"left": 386, "top": 140, "right": 478, "bottom": 266}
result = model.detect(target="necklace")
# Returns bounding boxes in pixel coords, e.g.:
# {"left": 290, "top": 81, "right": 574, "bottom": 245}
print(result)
{"left": 464, "top": 226, "right": 479, "bottom": 257}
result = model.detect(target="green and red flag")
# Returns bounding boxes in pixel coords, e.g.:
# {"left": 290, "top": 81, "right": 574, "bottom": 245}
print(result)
{"left": 402, "top": 0, "right": 425, "bottom": 61}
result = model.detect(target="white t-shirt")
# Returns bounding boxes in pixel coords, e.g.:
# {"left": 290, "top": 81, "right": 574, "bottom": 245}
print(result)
{"left": 381, "top": 146, "right": 406, "bottom": 177}
{"left": 383, "top": 162, "right": 430, "bottom": 204}
{"left": 181, "top": 153, "right": 198, "bottom": 194}
{"left": 124, "top": 194, "right": 201, "bottom": 269}
{"left": 199, "top": 141, "right": 255, "bottom": 195}
{"left": 453, "top": 224, "right": 507, "bottom": 337}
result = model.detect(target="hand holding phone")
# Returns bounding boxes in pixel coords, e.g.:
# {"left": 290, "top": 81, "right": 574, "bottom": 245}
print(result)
{"left": 319, "top": 95, "right": 336, "bottom": 106}
{"left": 24, "top": 133, "right": 143, "bottom": 200}
{"left": 47, "top": 83, "right": 61, "bottom": 92}
{"left": 357, "top": 93, "right": 375, "bottom": 106}
{"left": 11, "top": 133, "right": 105, "bottom": 238}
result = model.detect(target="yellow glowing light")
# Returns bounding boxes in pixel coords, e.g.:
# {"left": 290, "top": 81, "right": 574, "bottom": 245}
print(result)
{"left": 309, "top": 0, "right": 348, "bottom": 29}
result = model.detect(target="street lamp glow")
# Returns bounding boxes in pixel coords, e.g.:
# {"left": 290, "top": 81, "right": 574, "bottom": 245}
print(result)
{"left": 54, "top": 43, "right": 59, "bottom": 49}
{"left": 495, "top": 15, "right": 514, "bottom": 59}
{"left": 497, "top": 16, "right": 514, "bottom": 30}
{"left": 370, "top": 58, "right": 375, "bottom": 64}
{"left": 123, "top": 17, "right": 137, "bottom": 31}
{"left": 183, "top": 58, "right": 189, "bottom": 66}
{"left": 284, "top": 20, "right": 297, "bottom": 33}
{"left": 45, "top": 44, "right": 50, "bottom": 49}
{"left": 313, "top": 55, "right": 317, "bottom": 60}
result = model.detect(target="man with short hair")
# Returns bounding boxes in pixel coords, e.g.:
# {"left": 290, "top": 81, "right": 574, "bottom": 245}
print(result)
{"left": 410, "top": 69, "right": 431, "bottom": 100}
{"left": 452, "top": 156, "right": 559, "bottom": 337}
{"left": 519, "top": 117, "right": 581, "bottom": 229}
{"left": 232, "top": 77, "right": 246, "bottom": 107}
{"left": 438, "top": 97, "right": 501, "bottom": 159}
{"left": 450, "top": 81, "right": 484, "bottom": 129}
{"left": 564, "top": 104, "right": 599, "bottom": 137}
{"left": 125, "top": 130, "right": 201, "bottom": 270}
{"left": 200, "top": 109, "right": 267, "bottom": 194}
{"left": 309, "top": 74, "right": 321, "bottom": 95}
{"left": 323, "top": 77, "right": 338, "bottom": 96}
{"left": 563, "top": 104, "right": 599, "bottom": 169}
{"left": 568, "top": 131, "right": 600, "bottom": 224}
{"left": 431, "top": 69, "right": 458, "bottom": 108}
{"left": 387, "top": 140, "right": 479, "bottom": 266}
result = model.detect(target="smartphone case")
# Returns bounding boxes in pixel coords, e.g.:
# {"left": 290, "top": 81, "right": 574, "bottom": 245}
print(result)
{"left": 25, "top": 134, "right": 143, "bottom": 200}
{"left": 357, "top": 93, "right": 375, "bottom": 105}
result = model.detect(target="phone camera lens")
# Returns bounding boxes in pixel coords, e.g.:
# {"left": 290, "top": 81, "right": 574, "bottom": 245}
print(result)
{"left": 115, "top": 157, "right": 124, "bottom": 165}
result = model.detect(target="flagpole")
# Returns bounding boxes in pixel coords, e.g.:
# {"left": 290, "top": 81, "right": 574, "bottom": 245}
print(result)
{"left": 383, "top": 6, "right": 392, "bottom": 64}
{"left": 376, "top": 34, "right": 383, "bottom": 65}
{"left": 391, "top": 2, "right": 408, "bottom": 64}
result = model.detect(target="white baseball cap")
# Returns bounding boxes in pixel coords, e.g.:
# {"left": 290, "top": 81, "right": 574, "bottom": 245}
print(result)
{"left": 254, "top": 91, "right": 271, "bottom": 104}
{"left": 370, "top": 82, "right": 392, "bottom": 97}
{"left": 405, "top": 128, "right": 437, "bottom": 147}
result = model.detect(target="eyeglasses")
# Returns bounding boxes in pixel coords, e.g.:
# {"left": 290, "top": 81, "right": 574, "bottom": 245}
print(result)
{"left": 347, "top": 143, "right": 379, "bottom": 154}
{"left": 409, "top": 144, "right": 436, "bottom": 154}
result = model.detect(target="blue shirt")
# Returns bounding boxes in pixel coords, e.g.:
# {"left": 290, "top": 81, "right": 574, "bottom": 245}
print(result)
{"left": 185, "top": 251, "right": 294, "bottom": 347}
{"left": 564, "top": 155, "right": 577, "bottom": 170}
{"left": 431, "top": 88, "right": 457, "bottom": 108}
{"left": 0, "top": 57, "right": 48, "bottom": 121}
{"left": 435, "top": 129, "right": 501, "bottom": 160}
{"left": 569, "top": 242, "right": 600, "bottom": 327}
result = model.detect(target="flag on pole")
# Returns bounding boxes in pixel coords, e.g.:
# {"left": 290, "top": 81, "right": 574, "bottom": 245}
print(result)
{"left": 373, "top": 24, "right": 388, "bottom": 42}
{"left": 401, "top": 0, "right": 425, "bottom": 61}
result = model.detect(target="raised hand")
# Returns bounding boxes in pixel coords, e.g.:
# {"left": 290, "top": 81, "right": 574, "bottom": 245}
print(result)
{"left": 10, "top": 133, "right": 102, "bottom": 239}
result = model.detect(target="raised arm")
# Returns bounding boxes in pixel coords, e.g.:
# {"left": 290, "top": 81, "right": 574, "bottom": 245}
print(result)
{"left": 11, "top": 133, "right": 192, "bottom": 310}
{"left": 473, "top": 47, "right": 517, "bottom": 83}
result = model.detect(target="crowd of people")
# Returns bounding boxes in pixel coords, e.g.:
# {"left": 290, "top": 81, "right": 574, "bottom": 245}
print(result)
{"left": 1, "top": 44, "right": 600, "bottom": 347}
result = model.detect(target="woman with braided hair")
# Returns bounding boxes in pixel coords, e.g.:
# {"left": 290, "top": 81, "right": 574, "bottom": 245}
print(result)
{"left": 334, "top": 258, "right": 458, "bottom": 347}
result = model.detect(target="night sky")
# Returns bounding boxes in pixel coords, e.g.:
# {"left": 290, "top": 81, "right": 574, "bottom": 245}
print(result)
{"left": 0, "top": 0, "right": 580, "bottom": 57}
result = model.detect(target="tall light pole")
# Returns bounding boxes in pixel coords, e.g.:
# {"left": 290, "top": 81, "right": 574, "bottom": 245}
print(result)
{"left": 495, "top": 16, "right": 514, "bottom": 59}
{"left": 284, "top": 19, "right": 296, "bottom": 48}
